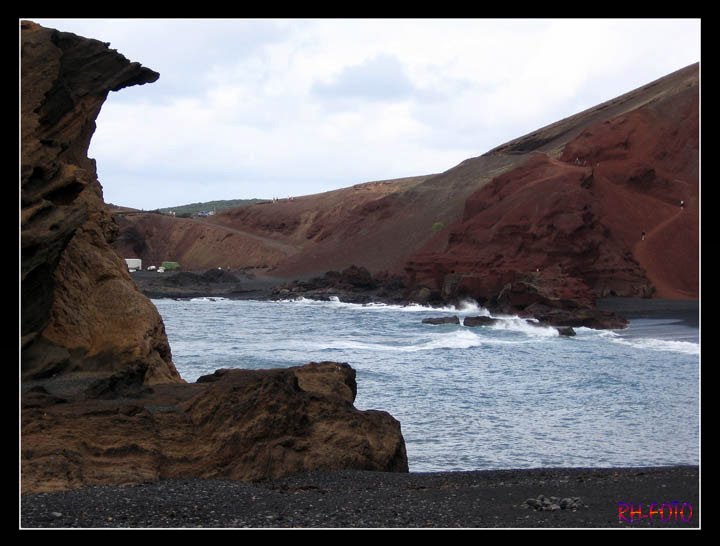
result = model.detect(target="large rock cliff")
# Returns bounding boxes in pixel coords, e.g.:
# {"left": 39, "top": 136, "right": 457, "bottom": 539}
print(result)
{"left": 21, "top": 20, "right": 180, "bottom": 384}
{"left": 21, "top": 21, "right": 408, "bottom": 493}
{"left": 403, "top": 64, "right": 699, "bottom": 313}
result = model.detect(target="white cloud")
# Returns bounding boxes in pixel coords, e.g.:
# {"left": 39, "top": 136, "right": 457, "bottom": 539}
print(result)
{"left": 31, "top": 18, "right": 701, "bottom": 209}
{"left": 313, "top": 54, "right": 415, "bottom": 102}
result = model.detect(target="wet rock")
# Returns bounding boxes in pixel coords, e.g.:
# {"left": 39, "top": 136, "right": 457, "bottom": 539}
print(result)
{"left": 422, "top": 316, "right": 460, "bottom": 325}
{"left": 523, "top": 302, "right": 627, "bottom": 330}
{"left": 463, "top": 316, "right": 498, "bottom": 327}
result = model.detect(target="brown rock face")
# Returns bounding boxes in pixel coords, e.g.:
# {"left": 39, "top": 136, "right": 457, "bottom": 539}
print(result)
{"left": 21, "top": 20, "right": 180, "bottom": 384}
{"left": 21, "top": 22, "right": 408, "bottom": 494}
{"left": 405, "top": 64, "right": 698, "bottom": 307}
{"left": 21, "top": 363, "right": 408, "bottom": 493}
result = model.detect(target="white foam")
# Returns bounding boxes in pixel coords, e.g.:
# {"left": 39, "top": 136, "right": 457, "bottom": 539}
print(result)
{"left": 188, "top": 297, "right": 229, "bottom": 302}
{"left": 454, "top": 299, "right": 488, "bottom": 315}
{"left": 272, "top": 296, "right": 489, "bottom": 315}
{"left": 485, "top": 317, "right": 559, "bottom": 337}
{"left": 313, "top": 329, "right": 535, "bottom": 353}
{"left": 609, "top": 337, "right": 699, "bottom": 355}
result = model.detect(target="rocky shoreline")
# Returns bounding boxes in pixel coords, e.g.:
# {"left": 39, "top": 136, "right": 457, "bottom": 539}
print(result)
{"left": 131, "top": 266, "right": 637, "bottom": 329}
{"left": 21, "top": 466, "right": 699, "bottom": 528}
{"left": 131, "top": 267, "right": 697, "bottom": 329}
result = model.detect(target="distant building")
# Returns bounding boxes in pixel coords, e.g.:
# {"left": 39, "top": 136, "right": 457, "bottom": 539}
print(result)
{"left": 125, "top": 258, "right": 142, "bottom": 272}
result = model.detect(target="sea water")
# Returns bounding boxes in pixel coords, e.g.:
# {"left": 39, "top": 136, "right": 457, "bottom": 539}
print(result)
{"left": 152, "top": 297, "right": 699, "bottom": 472}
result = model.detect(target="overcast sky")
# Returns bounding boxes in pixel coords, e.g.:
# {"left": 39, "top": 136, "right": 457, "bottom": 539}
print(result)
{"left": 33, "top": 18, "right": 700, "bottom": 210}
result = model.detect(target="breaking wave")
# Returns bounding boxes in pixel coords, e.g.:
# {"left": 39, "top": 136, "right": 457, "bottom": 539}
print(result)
{"left": 587, "top": 329, "right": 699, "bottom": 355}
{"left": 276, "top": 296, "right": 488, "bottom": 315}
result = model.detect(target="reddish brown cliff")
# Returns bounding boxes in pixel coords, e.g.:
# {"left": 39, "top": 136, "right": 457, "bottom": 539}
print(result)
{"left": 406, "top": 67, "right": 698, "bottom": 309}
{"left": 21, "top": 22, "right": 408, "bottom": 494}
{"left": 20, "top": 20, "right": 180, "bottom": 384}
{"left": 114, "top": 65, "right": 698, "bottom": 312}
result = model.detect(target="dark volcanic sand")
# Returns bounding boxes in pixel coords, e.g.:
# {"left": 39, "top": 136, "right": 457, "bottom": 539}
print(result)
{"left": 21, "top": 466, "right": 698, "bottom": 528}
{"left": 597, "top": 298, "right": 699, "bottom": 327}
{"left": 130, "top": 270, "right": 284, "bottom": 300}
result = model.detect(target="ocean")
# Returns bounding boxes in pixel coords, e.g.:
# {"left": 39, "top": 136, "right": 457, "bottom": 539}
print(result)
{"left": 152, "top": 297, "right": 699, "bottom": 472}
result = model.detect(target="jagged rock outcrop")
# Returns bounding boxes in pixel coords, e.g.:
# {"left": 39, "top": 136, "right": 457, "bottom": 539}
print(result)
{"left": 273, "top": 265, "right": 408, "bottom": 304}
{"left": 21, "top": 362, "right": 408, "bottom": 493}
{"left": 422, "top": 316, "right": 460, "bottom": 325}
{"left": 463, "top": 316, "right": 499, "bottom": 327}
{"left": 21, "top": 20, "right": 179, "bottom": 384}
{"left": 21, "top": 22, "right": 408, "bottom": 494}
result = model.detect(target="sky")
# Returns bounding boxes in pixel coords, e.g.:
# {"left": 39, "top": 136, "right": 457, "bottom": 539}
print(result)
{"left": 32, "top": 18, "right": 700, "bottom": 210}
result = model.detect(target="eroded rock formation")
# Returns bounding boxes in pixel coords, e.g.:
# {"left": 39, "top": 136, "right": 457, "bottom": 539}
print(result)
{"left": 22, "top": 362, "right": 407, "bottom": 493}
{"left": 21, "top": 20, "right": 179, "bottom": 384}
{"left": 21, "top": 22, "right": 407, "bottom": 494}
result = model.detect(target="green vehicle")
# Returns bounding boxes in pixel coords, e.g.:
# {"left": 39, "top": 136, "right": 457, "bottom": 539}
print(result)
{"left": 161, "top": 261, "right": 181, "bottom": 271}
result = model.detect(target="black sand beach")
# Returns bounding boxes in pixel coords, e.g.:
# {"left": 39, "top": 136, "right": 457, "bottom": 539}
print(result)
{"left": 597, "top": 298, "right": 699, "bottom": 327}
{"left": 21, "top": 466, "right": 699, "bottom": 528}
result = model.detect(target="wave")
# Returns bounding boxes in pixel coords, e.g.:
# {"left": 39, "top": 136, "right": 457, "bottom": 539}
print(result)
{"left": 275, "top": 296, "right": 488, "bottom": 315}
{"left": 188, "top": 296, "right": 230, "bottom": 302}
{"left": 315, "top": 327, "right": 551, "bottom": 353}
{"left": 609, "top": 336, "right": 699, "bottom": 355}
{"left": 486, "top": 317, "right": 559, "bottom": 337}
{"left": 273, "top": 297, "right": 563, "bottom": 339}
{"left": 317, "top": 329, "right": 499, "bottom": 352}
{"left": 582, "top": 329, "right": 699, "bottom": 355}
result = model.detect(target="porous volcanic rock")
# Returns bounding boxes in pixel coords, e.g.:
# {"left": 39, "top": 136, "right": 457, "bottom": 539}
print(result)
{"left": 274, "top": 266, "right": 407, "bottom": 304}
{"left": 463, "top": 316, "right": 498, "bottom": 327}
{"left": 422, "top": 316, "right": 460, "bottom": 325}
{"left": 21, "top": 22, "right": 408, "bottom": 494}
{"left": 20, "top": 20, "right": 179, "bottom": 384}
{"left": 519, "top": 303, "right": 627, "bottom": 330}
{"left": 21, "top": 362, "right": 408, "bottom": 493}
